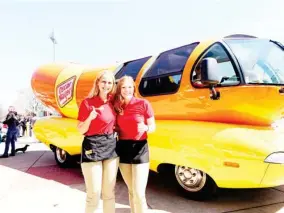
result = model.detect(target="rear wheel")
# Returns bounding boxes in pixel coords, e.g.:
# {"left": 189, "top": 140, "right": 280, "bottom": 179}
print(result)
{"left": 54, "top": 147, "right": 74, "bottom": 168}
{"left": 174, "top": 165, "right": 217, "bottom": 200}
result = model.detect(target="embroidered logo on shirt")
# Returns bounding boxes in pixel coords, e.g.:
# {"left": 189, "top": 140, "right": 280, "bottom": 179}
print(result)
{"left": 56, "top": 76, "right": 76, "bottom": 108}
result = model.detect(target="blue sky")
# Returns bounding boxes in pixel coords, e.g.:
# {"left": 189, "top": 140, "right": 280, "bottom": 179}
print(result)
{"left": 0, "top": 0, "right": 284, "bottom": 107}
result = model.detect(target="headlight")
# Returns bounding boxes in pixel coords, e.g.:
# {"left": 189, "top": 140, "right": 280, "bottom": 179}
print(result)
{"left": 271, "top": 119, "right": 284, "bottom": 132}
{"left": 264, "top": 152, "right": 284, "bottom": 164}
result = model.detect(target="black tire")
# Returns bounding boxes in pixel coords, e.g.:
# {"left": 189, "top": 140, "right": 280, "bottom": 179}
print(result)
{"left": 1, "top": 135, "right": 6, "bottom": 142}
{"left": 174, "top": 165, "right": 217, "bottom": 200}
{"left": 54, "top": 147, "right": 74, "bottom": 168}
{"left": 159, "top": 164, "right": 217, "bottom": 200}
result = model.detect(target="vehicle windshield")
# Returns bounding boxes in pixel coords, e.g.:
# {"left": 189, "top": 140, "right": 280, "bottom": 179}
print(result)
{"left": 225, "top": 38, "right": 284, "bottom": 85}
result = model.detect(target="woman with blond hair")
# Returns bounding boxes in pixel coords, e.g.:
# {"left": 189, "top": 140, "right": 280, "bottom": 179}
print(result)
{"left": 114, "top": 76, "right": 156, "bottom": 213}
{"left": 77, "top": 70, "right": 119, "bottom": 213}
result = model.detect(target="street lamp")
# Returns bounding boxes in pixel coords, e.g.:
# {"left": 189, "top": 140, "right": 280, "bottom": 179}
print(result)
{"left": 49, "top": 29, "right": 57, "bottom": 62}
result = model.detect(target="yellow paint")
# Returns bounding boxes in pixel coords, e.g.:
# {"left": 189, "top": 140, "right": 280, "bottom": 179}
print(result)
{"left": 34, "top": 116, "right": 284, "bottom": 188}
{"left": 32, "top": 37, "right": 284, "bottom": 190}
{"left": 261, "top": 163, "right": 284, "bottom": 187}
{"left": 34, "top": 117, "right": 83, "bottom": 155}
{"left": 55, "top": 64, "right": 84, "bottom": 118}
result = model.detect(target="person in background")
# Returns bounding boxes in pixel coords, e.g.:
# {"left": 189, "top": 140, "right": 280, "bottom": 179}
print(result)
{"left": 15, "top": 112, "right": 20, "bottom": 139}
{"left": 0, "top": 106, "right": 19, "bottom": 158}
{"left": 192, "top": 63, "right": 204, "bottom": 88}
{"left": 20, "top": 116, "right": 27, "bottom": 137}
{"left": 29, "top": 114, "right": 36, "bottom": 137}
{"left": 114, "top": 76, "right": 156, "bottom": 213}
{"left": 77, "top": 70, "right": 119, "bottom": 213}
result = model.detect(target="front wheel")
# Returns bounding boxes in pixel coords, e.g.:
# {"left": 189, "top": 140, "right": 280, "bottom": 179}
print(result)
{"left": 174, "top": 165, "right": 217, "bottom": 200}
{"left": 54, "top": 147, "right": 73, "bottom": 168}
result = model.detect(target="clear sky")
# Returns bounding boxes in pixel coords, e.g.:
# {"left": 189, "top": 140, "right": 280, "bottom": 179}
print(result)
{"left": 0, "top": 0, "right": 284, "bottom": 108}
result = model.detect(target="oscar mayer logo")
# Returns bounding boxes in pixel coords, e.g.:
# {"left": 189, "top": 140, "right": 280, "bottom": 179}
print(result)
{"left": 56, "top": 76, "right": 76, "bottom": 108}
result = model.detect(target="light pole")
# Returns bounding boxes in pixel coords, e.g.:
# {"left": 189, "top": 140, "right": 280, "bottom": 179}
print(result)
{"left": 49, "top": 29, "right": 57, "bottom": 62}
{"left": 53, "top": 39, "right": 55, "bottom": 62}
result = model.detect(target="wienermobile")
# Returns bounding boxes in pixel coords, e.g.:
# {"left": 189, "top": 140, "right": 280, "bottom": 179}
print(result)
{"left": 31, "top": 34, "right": 284, "bottom": 200}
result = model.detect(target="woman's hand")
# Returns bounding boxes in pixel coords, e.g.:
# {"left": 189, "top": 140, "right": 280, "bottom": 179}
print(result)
{"left": 137, "top": 122, "right": 148, "bottom": 133}
{"left": 89, "top": 106, "right": 104, "bottom": 120}
{"left": 89, "top": 107, "right": 98, "bottom": 120}
{"left": 77, "top": 106, "right": 102, "bottom": 135}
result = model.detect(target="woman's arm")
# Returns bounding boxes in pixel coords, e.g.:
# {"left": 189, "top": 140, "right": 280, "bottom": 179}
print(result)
{"left": 137, "top": 116, "right": 156, "bottom": 134}
{"left": 138, "top": 99, "right": 156, "bottom": 134}
{"left": 77, "top": 107, "right": 98, "bottom": 135}
{"left": 145, "top": 116, "right": 156, "bottom": 133}
{"left": 77, "top": 117, "right": 92, "bottom": 135}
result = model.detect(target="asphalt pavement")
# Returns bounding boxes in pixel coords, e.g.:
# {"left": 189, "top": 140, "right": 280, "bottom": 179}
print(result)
{"left": 1, "top": 137, "right": 284, "bottom": 213}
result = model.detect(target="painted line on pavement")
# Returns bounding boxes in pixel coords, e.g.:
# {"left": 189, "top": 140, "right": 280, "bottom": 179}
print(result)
{"left": 221, "top": 201, "right": 284, "bottom": 213}
{"left": 26, "top": 151, "right": 47, "bottom": 171}
{"left": 272, "top": 187, "right": 284, "bottom": 193}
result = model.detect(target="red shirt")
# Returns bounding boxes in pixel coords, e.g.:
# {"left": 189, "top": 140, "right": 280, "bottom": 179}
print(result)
{"left": 77, "top": 96, "right": 116, "bottom": 136}
{"left": 117, "top": 97, "right": 154, "bottom": 140}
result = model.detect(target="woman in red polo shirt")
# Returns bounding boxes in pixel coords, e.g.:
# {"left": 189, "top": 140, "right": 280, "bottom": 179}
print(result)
{"left": 114, "top": 76, "right": 156, "bottom": 213}
{"left": 77, "top": 70, "right": 118, "bottom": 213}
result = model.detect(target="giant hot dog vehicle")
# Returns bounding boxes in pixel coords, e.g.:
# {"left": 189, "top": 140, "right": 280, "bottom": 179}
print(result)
{"left": 31, "top": 34, "right": 284, "bottom": 199}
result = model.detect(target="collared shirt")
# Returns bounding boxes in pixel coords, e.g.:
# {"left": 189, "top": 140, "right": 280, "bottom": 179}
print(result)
{"left": 117, "top": 97, "right": 154, "bottom": 140}
{"left": 78, "top": 96, "right": 116, "bottom": 136}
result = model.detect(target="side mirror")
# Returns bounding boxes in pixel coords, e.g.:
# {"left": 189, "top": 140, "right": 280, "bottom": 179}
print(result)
{"left": 200, "top": 57, "right": 219, "bottom": 85}
{"left": 200, "top": 58, "right": 220, "bottom": 100}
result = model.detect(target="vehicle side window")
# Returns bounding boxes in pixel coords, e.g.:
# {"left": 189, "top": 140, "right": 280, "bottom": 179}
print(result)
{"left": 191, "top": 43, "right": 240, "bottom": 88}
{"left": 139, "top": 42, "right": 199, "bottom": 96}
{"left": 115, "top": 56, "right": 151, "bottom": 81}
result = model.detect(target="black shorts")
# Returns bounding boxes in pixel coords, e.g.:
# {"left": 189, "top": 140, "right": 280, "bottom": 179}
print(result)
{"left": 81, "top": 133, "right": 118, "bottom": 163}
{"left": 116, "top": 139, "right": 149, "bottom": 164}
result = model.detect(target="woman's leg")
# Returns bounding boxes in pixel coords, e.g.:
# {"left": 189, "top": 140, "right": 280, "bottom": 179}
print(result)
{"left": 132, "top": 163, "right": 150, "bottom": 213}
{"left": 81, "top": 161, "right": 103, "bottom": 213}
{"left": 119, "top": 163, "right": 135, "bottom": 213}
{"left": 101, "top": 157, "right": 119, "bottom": 213}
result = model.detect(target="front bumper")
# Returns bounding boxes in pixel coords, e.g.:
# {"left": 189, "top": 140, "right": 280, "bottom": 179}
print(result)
{"left": 260, "top": 163, "right": 284, "bottom": 187}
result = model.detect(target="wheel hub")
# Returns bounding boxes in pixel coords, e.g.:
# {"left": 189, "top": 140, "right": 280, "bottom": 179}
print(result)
{"left": 175, "top": 166, "right": 206, "bottom": 192}
{"left": 183, "top": 170, "right": 193, "bottom": 179}
{"left": 56, "top": 148, "right": 67, "bottom": 163}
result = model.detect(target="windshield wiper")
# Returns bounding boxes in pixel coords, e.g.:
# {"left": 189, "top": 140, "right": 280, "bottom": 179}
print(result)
{"left": 270, "top": 40, "right": 284, "bottom": 50}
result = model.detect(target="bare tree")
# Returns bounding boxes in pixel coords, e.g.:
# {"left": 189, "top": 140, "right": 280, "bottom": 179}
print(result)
{"left": 12, "top": 88, "right": 52, "bottom": 116}
{"left": 27, "top": 93, "right": 46, "bottom": 115}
